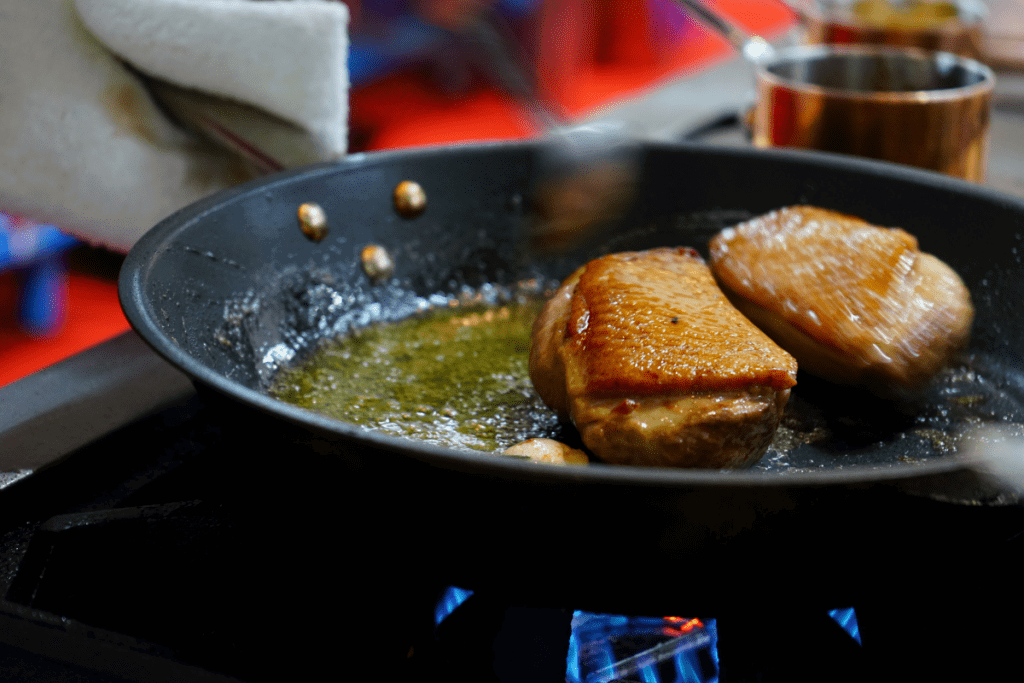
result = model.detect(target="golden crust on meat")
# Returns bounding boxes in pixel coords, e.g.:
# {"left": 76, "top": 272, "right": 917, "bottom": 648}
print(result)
{"left": 708, "top": 206, "right": 974, "bottom": 397}
{"left": 529, "top": 247, "right": 797, "bottom": 468}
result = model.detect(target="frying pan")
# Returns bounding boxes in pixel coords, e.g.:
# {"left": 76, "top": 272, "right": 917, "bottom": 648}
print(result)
{"left": 120, "top": 141, "right": 1024, "bottom": 612}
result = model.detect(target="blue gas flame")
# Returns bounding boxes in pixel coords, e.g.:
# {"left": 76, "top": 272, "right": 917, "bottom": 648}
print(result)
{"left": 431, "top": 586, "right": 860, "bottom": 682}
{"left": 829, "top": 607, "right": 861, "bottom": 645}
{"left": 434, "top": 586, "right": 473, "bottom": 626}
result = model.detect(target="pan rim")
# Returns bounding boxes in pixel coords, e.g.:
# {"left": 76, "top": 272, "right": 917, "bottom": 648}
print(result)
{"left": 119, "top": 139, "right": 1024, "bottom": 491}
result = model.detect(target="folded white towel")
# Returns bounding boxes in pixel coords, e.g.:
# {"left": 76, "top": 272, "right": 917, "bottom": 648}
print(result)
{"left": 0, "top": 0, "right": 349, "bottom": 253}
{"left": 74, "top": 0, "right": 350, "bottom": 157}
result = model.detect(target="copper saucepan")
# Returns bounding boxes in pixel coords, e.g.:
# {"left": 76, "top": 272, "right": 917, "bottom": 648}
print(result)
{"left": 674, "top": 0, "right": 995, "bottom": 180}
{"left": 751, "top": 44, "right": 994, "bottom": 181}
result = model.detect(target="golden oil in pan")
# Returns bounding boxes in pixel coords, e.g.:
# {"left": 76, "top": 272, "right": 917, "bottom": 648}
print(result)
{"left": 270, "top": 300, "right": 563, "bottom": 452}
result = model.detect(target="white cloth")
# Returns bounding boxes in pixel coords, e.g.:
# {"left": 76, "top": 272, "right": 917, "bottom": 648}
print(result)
{"left": 0, "top": 0, "right": 349, "bottom": 253}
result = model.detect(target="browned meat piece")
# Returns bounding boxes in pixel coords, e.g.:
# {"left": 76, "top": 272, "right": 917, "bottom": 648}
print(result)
{"left": 529, "top": 247, "right": 797, "bottom": 468}
{"left": 708, "top": 206, "right": 974, "bottom": 398}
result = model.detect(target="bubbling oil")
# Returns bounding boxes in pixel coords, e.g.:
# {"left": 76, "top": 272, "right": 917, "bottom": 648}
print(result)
{"left": 270, "top": 300, "right": 564, "bottom": 452}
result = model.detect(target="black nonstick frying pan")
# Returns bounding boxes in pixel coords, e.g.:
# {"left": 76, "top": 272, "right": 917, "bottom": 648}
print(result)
{"left": 120, "top": 141, "right": 1024, "bottom": 612}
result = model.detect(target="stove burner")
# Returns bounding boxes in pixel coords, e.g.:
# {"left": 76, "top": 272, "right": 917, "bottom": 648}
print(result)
{"left": 568, "top": 612, "right": 716, "bottom": 683}
{"left": 433, "top": 588, "right": 861, "bottom": 683}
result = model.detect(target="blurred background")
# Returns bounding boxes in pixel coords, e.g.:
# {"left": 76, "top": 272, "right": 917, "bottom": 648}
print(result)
{"left": 1, "top": 0, "right": 1019, "bottom": 387}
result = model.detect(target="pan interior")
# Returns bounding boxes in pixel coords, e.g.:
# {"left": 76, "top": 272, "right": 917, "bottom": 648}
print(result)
{"left": 263, "top": 282, "right": 1024, "bottom": 474}
{"left": 121, "top": 143, "right": 1024, "bottom": 482}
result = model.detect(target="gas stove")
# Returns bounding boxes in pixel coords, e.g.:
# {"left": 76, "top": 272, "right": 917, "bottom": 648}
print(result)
{"left": 5, "top": 59, "right": 1024, "bottom": 683}
{"left": 2, "top": 332, "right": 1024, "bottom": 683}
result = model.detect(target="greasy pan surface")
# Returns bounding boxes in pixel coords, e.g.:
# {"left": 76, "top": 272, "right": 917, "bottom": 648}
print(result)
{"left": 120, "top": 142, "right": 1024, "bottom": 609}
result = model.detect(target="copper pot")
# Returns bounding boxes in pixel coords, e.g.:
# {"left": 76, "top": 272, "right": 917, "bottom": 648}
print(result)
{"left": 751, "top": 45, "right": 994, "bottom": 181}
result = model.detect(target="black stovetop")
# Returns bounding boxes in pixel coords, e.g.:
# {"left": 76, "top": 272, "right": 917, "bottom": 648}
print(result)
{"left": 0, "top": 384, "right": 337, "bottom": 682}
{"left": 3, "top": 334, "right": 1024, "bottom": 683}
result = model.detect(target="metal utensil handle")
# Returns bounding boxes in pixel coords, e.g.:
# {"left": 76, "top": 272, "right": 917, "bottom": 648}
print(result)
{"left": 672, "top": 0, "right": 776, "bottom": 62}
{"left": 459, "top": 12, "right": 563, "bottom": 131}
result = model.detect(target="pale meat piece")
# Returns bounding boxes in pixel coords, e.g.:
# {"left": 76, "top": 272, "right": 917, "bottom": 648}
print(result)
{"left": 529, "top": 247, "right": 797, "bottom": 468}
{"left": 502, "top": 438, "right": 589, "bottom": 465}
{"left": 708, "top": 206, "right": 974, "bottom": 398}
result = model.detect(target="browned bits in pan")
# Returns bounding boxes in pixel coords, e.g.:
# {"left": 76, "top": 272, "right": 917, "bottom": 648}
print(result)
{"left": 393, "top": 180, "right": 426, "bottom": 218}
{"left": 361, "top": 244, "right": 395, "bottom": 281}
{"left": 297, "top": 202, "right": 328, "bottom": 241}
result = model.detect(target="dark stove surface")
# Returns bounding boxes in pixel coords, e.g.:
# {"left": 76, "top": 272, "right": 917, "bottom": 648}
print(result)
{"left": 9, "top": 391, "right": 529, "bottom": 682}
{"left": 3, "top": 341, "right": 1024, "bottom": 683}
{"left": 0, "top": 391, "right": 342, "bottom": 682}
{"left": 0, "top": 378, "right": 585, "bottom": 683}
{"left": 0, "top": 346, "right": 587, "bottom": 682}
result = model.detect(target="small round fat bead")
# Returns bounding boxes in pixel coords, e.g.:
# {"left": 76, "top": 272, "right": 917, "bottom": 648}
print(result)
{"left": 393, "top": 180, "right": 427, "bottom": 218}
{"left": 297, "top": 202, "right": 328, "bottom": 241}
{"left": 361, "top": 243, "right": 395, "bottom": 281}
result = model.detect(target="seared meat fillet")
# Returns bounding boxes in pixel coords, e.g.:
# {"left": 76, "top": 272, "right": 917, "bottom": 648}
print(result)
{"left": 529, "top": 247, "right": 797, "bottom": 468}
{"left": 708, "top": 206, "right": 973, "bottom": 398}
